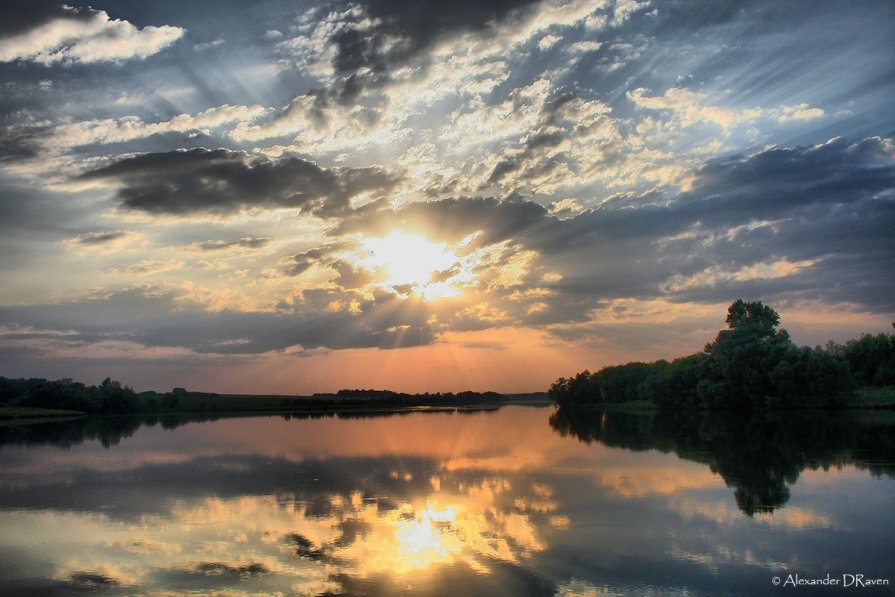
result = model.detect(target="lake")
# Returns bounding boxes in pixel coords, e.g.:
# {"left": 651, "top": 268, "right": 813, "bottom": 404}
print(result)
{"left": 0, "top": 406, "right": 893, "bottom": 596}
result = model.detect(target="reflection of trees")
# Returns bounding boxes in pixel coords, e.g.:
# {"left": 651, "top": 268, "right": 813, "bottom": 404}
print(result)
{"left": 0, "top": 416, "right": 145, "bottom": 449}
{"left": 549, "top": 408, "right": 895, "bottom": 515}
{"left": 0, "top": 408, "right": 502, "bottom": 449}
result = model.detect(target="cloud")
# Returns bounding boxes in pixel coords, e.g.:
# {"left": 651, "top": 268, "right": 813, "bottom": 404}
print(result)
{"left": 335, "top": 196, "right": 549, "bottom": 246}
{"left": 0, "top": 286, "right": 438, "bottom": 355}
{"left": 111, "top": 260, "right": 184, "bottom": 276}
{"left": 254, "top": 0, "right": 642, "bottom": 160}
{"left": 627, "top": 87, "right": 824, "bottom": 132}
{"left": 345, "top": 135, "right": 895, "bottom": 320}
{"left": 438, "top": 83, "right": 622, "bottom": 194}
{"left": 538, "top": 34, "right": 562, "bottom": 51}
{"left": 69, "top": 231, "right": 128, "bottom": 246}
{"left": 1, "top": 136, "right": 891, "bottom": 358}
{"left": 79, "top": 148, "right": 402, "bottom": 217}
{"left": 51, "top": 105, "right": 268, "bottom": 150}
{"left": 285, "top": 243, "right": 352, "bottom": 277}
{"left": 0, "top": 5, "right": 184, "bottom": 65}
{"left": 0, "top": 105, "right": 268, "bottom": 169}
{"left": 320, "top": 0, "right": 542, "bottom": 78}
{"left": 193, "top": 38, "right": 225, "bottom": 52}
{"left": 192, "top": 237, "right": 271, "bottom": 252}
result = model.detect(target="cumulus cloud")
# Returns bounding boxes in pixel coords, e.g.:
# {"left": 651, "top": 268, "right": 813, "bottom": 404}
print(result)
{"left": 79, "top": 148, "right": 402, "bottom": 217}
{"left": 628, "top": 87, "right": 825, "bottom": 131}
{"left": 439, "top": 83, "right": 622, "bottom": 194}
{"left": 0, "top": 5, "right": 184, "bottom": 65}
{"left": 52, "top": 105, "right": 269, "bottom": 150}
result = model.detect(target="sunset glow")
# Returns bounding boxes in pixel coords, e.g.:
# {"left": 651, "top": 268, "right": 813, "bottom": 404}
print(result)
{"left": 360, "top": 232, "right": 468, "bottom": 300}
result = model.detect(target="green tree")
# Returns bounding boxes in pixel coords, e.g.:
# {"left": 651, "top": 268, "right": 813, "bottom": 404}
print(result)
{"left": 831, "top": 332, "right": 895, "bottom": 386}
{"left": 700, "top": 299, "right": 795, "bottom": 408}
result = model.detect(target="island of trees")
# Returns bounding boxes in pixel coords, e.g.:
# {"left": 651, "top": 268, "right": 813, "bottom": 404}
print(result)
{"left": 549, "top": 299, "right": 895, "bottom": 410}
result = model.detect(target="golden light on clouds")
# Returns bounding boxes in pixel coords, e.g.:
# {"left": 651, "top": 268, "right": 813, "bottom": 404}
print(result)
{"left": 358, "top": 231, "right": 475, "bottom": 301}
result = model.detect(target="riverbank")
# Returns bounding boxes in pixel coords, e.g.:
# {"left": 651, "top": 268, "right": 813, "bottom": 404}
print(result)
{"left": 549, "top": 387, "right": 895, "bottom": 414}
{"left": 846, "top": 386, "right": 895, "bottom": 408}
{"left": 0, "top": 406, "right": 87, "bottom": 420}
{"left": 0, "top": 392, "right": 552, "bottom": 422}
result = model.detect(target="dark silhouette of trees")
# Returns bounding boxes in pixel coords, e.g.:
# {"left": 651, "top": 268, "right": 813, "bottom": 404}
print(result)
{"left": 827, "top": 331, "right": 895, "bottom": 387}
{"left": 0, "top": 377, "right": 516, "bottom": 416}
{"left": 0, "top": 376, "right": 141, "bottom": 414}
{"left": 697, "top": 299, "right": 796, "bottom": 408}
{"left": 549, "top": 299, "right": 877, "bottom": 410}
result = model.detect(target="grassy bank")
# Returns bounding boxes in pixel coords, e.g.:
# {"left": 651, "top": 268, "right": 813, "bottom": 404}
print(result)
{"left": 845, "top": 387, "right": 895, "bottom": 408}
{"left": 0, "top": 406, "right": 87, "bottom": 420}
{"left": 0, "top": 389, "right": 552, "bottom": 419}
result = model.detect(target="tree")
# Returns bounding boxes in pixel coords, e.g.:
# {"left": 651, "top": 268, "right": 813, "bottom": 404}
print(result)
{"left": 700, "top": 300, "right": 794, "bottom": 408}
{"left": 549, "top": 299, "right": 860, "bottom": 411}
{"left": 831, "top": 332, "right": 895, "bottom": 386}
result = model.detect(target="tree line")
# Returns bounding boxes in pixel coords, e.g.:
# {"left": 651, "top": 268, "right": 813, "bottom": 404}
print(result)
{"left": 0, "top": 379, "right": 513, "bottom": 415}
{"left": 549, "top": 299, "right": 895, "bottom": 410}
{"left": 334, "top": 388, "right": 502, "bottom": 401}
{"left": 0, "top": 376, "right": 156, "bottom": 414}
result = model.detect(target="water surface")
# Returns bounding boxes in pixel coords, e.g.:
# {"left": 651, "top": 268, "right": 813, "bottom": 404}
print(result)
{"left": 0, "top": 406, "right": 893, "bottom": 595}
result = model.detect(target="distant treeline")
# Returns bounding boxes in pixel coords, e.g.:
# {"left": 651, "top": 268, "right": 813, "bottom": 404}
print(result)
{"left": 333, "top": 388, "right": 502, "bottom": 401}
{"left": 549, "top": 299, "right": 895, "bottom": 410}
{"left": 0, "top": 377, "right": 533, "bottom": 416}
{"left": 0, "top": 377, "right": 151, "bottom": 414}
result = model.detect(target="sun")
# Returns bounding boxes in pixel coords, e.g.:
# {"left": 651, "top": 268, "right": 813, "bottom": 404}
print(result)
{"left": 360, "top": 232, "right": 468, "bottom": 301}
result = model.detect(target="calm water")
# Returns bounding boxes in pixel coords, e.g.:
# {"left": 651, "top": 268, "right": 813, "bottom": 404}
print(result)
{"left": 0, "top": 406, "right": 893, "bottom": 596}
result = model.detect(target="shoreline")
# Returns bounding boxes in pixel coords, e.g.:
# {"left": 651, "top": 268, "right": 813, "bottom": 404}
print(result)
{"left": 0, "top": 396, "right": 553, "bottom": 424}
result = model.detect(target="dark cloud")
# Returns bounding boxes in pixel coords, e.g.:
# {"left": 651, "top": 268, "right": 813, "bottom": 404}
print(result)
{"left": 296, "top": 0, "right": 543, "bottom": 107}
{"left": 653, "top": 0, "right": 893, "bottom": 36}
{"left": 73, "top": 231, "right": 127, "bottom": 245}
{"left": 0, "top": 4, "right": 89, "bottom": 39}
{"left": 0, "top": 178, "right": 99, "bottom": 269}
{"left": 286, "top": 243, "right": 351, "bottom": 277}
{"left": 79, "top": 148, "right": 402, "bottom": 216}
{"left": 0, "top": 121, "right": 51, "bottom": 162}
{"left": 671, "top": 136, "right": 895, "bottom": 228}
{"left": 331, "top": 260, "right": 375, "bottom": 290}
{"left": 0, "top": 286, "right": 437, "bottom": 354}
{"left": 530, "top": 136, "right": 895, "bottom": 310}
{"left": 331, "top": 0, "right": 541, "bottom": 76}
{"left": 336, "top": 196, "right": 549, "bottom": 246}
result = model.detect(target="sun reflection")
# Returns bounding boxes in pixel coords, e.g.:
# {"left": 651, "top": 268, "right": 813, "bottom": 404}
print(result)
{"left": 394, "top": 503, "right": 461, "bottom": 569}
{"left": 0, "top": 477, "right": 562, "bottom": 594}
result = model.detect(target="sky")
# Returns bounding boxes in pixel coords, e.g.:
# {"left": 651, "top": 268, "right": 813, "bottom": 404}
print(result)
{"left": 0, "top": 0, "right": 893, "bottom": 394}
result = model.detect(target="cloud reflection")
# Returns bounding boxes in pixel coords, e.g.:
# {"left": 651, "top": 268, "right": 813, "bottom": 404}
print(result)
{"left": 0, "top": 469, "right": 564, "bottom": 595}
